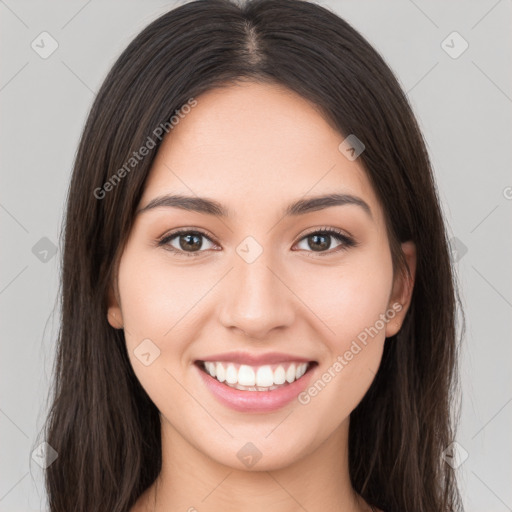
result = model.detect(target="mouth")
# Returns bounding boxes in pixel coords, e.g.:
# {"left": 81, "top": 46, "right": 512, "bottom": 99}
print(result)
{"left": 194, "top": 360, "right": 318, "bottom": 392}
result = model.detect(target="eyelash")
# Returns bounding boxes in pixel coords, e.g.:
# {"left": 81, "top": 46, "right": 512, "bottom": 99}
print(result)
{"left": 157, "top": 227, "right": 357, "bottom": 259}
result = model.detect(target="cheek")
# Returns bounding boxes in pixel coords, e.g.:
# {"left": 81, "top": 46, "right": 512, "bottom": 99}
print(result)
{"left": 296, "top": 250, "right": 394, "bottom": 347}
{"left": 117, "top": 250, "right": 203, "bottom": 409}
{"left": 118, "top": 250, "right": 205, "bottom": 341}
{"left": 296, "top": 252, "right": 393, "bottom": 412}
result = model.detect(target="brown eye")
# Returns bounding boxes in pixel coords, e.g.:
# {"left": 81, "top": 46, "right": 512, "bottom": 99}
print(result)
{"left": 158, "top": 230, "right": 216, "bottom": 257}
{"left": 176, "top": 233, "right": 203, "bottom": 251}
{"left": 295, "top": 229, "right": 356, "bottom": 256}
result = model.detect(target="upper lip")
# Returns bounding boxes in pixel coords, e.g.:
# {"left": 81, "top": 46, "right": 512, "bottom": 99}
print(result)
{"left": 196, "top": 351, "right": 316, "bottom": 366}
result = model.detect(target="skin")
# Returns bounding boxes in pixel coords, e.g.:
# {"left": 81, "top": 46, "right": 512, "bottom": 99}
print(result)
{"left": 107, "top": 81, "right": 416, "bottom": 512}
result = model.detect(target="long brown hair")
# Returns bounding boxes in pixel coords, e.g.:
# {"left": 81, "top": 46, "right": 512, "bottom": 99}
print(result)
{"left": 37, "top": 0, "right": 464, "bottom": 510}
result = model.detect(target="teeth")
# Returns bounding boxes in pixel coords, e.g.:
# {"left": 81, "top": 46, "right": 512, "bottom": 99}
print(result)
{"left": 296, "top": 363, "right": 307, "bottom": 380}
{"left": 273, "top": 365, "right": 286, "bottom": 385}
{"left": 215, "top": 362, "right": 226, "bottom": 382}
{"left": 238, "top": 365, "right": 255, "bottom": 386}
{"left": 256, "top": 365, "right": 274, "bottom": 387}
{"left": 226, "top": 364, "right": 238, "bottom": 384}
{"left": 201, "top": 361, "right": 310, "bottom": 390}
{"left": 204, "top": 361, "right": 216, "bottom": 377}
{"left": 285, "top": 364, "right": 296, "bottom": 383}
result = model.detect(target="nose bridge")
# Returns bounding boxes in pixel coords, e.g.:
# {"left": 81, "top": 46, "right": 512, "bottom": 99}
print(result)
{"left": 219, "top": 247, "right": 294, "bottom": 338}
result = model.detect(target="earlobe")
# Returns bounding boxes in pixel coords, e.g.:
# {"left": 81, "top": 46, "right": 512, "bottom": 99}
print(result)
{"left": 385, "top": 241, "right": 416, "bottom": 338}
{"left": 106, "top": 283, "right": 124, "bottom": 329}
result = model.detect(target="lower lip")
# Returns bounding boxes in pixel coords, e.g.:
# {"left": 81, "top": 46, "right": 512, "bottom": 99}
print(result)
{"left": 195, "top": 362, "right": 317, "bottom": 413}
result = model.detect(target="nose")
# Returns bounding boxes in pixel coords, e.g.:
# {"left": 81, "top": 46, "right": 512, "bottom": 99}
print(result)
{"left": 218, "top": 253, "right": 295, "bottom": 340}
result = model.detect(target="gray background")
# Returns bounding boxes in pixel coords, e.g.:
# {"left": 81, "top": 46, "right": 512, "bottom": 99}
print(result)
{"left": 1, "top": 0, "right": 511, "bottom": 510}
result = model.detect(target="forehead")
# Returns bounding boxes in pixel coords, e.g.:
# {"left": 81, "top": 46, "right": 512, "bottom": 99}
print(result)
{"left": 140, "top": 81, "right": 383, "bottom": 224}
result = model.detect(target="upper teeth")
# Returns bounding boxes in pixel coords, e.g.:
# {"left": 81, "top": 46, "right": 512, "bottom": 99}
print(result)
{"left": 203, "top": 361, "right": 309, "bottom": 387}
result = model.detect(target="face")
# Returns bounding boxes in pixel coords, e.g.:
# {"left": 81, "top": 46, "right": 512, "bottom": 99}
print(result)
{"left": 107, "top": 81, "right": 415, "bottom": 471}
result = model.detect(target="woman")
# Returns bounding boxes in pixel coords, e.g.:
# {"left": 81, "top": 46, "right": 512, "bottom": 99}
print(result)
{"left": 39, "top": 0, "right": 463, "bottom": 510}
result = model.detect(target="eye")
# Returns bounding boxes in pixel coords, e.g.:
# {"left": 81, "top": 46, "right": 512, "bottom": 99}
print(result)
{"left": 157, "top": 227, "right": 357, "bottom": 258}
{"left": 294, "top": 228, "right": 357, "bottom": 256}
{"left": 157, "top": 229, "right": 217, "bottom": 257}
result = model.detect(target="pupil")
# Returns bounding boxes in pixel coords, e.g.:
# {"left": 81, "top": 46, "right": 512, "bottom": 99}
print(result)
{"left": 310, "top": 234, "right": 329, "bottom": 251}
{"left": 180, "top": 233, "right": 201, "bottom": 251}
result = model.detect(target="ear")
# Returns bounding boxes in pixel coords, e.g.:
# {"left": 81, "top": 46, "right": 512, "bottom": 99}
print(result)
{"left": 385, "top": 241, "right": 416, "bottom": 338}
{"left": 106, "top": 281, "right": 124, "bottom": 330}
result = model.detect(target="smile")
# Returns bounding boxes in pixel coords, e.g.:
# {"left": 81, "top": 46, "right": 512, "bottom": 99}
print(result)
{"left": 198, "top": 360, "right": 314, "bottom": 391}
{"left": 195, "top": 360, "right": 318, "bottom": 412}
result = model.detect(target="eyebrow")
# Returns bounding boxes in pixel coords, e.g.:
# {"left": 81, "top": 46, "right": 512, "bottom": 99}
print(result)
{"left": 136, "top": 193, "right": 372, "bottom": 219}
